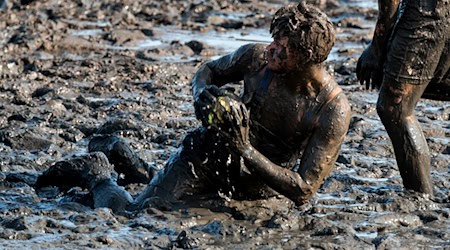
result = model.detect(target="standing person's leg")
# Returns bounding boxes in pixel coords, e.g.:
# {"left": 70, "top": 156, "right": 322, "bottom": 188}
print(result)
{"left": 376, "top": 0, "right": 450, "bottom": 194}
{"left": 377, "top": 81, "right": 433, "bottom": 194}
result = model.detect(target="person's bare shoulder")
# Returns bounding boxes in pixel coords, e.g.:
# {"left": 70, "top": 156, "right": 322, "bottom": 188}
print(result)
{"left": 232, "top": 43, "right": 267, "bottom": 72}
{"left": 250, "top": 43, "right": 267, "bottom": 72}
{"left": 321, "top": 88, "right": 351, "bottom": 136}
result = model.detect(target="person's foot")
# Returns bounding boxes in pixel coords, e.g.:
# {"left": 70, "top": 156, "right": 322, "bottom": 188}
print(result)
{"left": 88, "top": 135, "right": 155, "bottom": 185}
{"left": 35, "top": 152, "right": 113, "bottom": 191}
{"left": 91, "top": 179, "right": 133, "bottom": 213}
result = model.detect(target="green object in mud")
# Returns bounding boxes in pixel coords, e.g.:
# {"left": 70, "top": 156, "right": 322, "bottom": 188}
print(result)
{"left": 207, "top": 96, "right": 235, "bottom": 125}
{"left": 207, "top": 112, "right": 215, "bottom": 125}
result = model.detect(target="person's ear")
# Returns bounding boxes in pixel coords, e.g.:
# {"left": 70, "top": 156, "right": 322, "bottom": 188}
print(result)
{"left": 305, "top": 49, "right": 313, "bottom": 62}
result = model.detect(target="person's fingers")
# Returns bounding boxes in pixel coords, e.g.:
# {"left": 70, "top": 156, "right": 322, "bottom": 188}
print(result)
{"left": 245, "top": 108, "right": 250, "bottom": 126}
{"left": 224, "top": 86, "right": 236, "bottom": 95}
{"left": 240, "top": 105, "right": 249, "bottom": 127}
{"left": 195, "top": 100, "right": 210, "bottom": 114}
{"left": 359, "top": 66, "right": 366, "bottom": 86}
{"left": 199, "top": 89, "right": 215, "bottom": 101}
{"left": 206, "top": 85, "right": 222, "bottom": 96}
{"left": 218, "top": 87, "right": 230, "bottom": 96}
{"left": 230, "top": 105, "right": 242, "bottom": 126}
{"left": 364, "top": 70, "right": 372, "bottom": 90}
{"left": 199, "top": 91, "right": 217, "bottom": 109}
{"left": 370, "top": 71, "right": 377, "bottom": 90}
{"left": 222, "top": 108, "right": 233, "bottom": 128}
{"left": 356, "top": 58, "right": 362, "bottom": 80}
{"left": 372, "top": 71, "right": 383, "bottom": 90}
{"left": 195, "top": 99, "right": 214, "bottom": 126}
{"left": 240, "top": 117, "right": 249, "bottom": 142}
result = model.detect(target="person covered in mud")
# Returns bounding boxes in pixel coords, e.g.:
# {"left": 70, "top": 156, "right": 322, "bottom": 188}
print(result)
{"left": 356, "top": 0, "right": 450, "bottom": 195}
{"left": 36, "top": 3, "right": 351, "bottom": 212}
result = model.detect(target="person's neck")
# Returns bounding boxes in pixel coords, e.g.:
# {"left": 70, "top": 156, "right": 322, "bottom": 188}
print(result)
{"left": 286, "top": 63, "right": 329, "bottom": 97}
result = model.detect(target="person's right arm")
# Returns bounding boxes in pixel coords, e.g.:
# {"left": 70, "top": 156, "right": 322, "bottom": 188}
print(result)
{"left": 372, "top": 0, "right": 400, "bottom": 56}
{"left": 356, "top": 0, "right": 400, "bottom": 89}
{"left": 192, "top": 43, "right": 264, "bottom": 124}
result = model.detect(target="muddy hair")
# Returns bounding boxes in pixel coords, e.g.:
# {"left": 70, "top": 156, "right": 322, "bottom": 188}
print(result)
{"left": 270, "top": 1, "right": 336, "bottom": 64}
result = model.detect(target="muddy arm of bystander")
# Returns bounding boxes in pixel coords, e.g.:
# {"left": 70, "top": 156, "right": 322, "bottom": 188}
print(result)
{"left": 356, "top": 0, "right": 400, "bottom": 89}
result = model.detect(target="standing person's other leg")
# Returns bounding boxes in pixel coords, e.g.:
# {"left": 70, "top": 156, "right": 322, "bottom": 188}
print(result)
{"left": 375, "top": 0, "right": 450, "bottom": 194}
{"left": 423, "top": 39, "right": 450, "bottom": 101}
{"left": 377, "top": 81, "right": 432, "bottom": 194}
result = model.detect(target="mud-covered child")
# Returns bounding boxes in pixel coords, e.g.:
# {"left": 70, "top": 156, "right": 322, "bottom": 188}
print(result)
{"left": 37, "top": 2, "right": 352, "bottom": 212}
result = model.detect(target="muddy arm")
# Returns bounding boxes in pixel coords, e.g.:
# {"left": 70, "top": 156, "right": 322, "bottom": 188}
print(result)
{"left": 241, "top": 99, "right": 351, "bottom": 205}
{"left": 191, "top": 43, "right": 262, "bottom": 100}
{"left": 357, "top": 0, "right": 400, "bottom": 89}
{"left": 241, "top": 146, "right": 314, "bottom": 205}
{"left": 297, "top": 98, "right": 351, "bottom": 200}
{"left": 371, "top": 0, "right": 400, "bottom": 57}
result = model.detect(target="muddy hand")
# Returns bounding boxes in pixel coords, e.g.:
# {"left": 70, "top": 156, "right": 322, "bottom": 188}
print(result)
{"left": 221, "top": 101, "right": 250, "bottom": 152}
{"left": 194, "top": 85, "right": 216, "bottom": 126}
{"left": 356, "top": 44, "right": 383, "bottom": 90}
{"left": 194, "top": 85, "right": 238, "bottom": 126}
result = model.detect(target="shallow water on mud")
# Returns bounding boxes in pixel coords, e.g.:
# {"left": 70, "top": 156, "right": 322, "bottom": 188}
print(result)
{"left": 0, "top": 0, "right": 449, "bottom": 249}
{"left": 72, "top": 21, "right": 371, "bottom": 62}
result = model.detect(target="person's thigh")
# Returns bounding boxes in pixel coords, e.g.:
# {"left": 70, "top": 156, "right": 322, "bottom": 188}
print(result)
{"left": 146, "top": 128, "right": 215, "bottom": 201}
{"left": 424, "top": 39, "right": 450, "bottom": 101}
{"left": 384, "top": 0, "right": 450, "bottom": 85}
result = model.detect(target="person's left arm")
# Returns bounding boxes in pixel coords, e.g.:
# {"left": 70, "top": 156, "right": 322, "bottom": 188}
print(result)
{"left": 296, "top": 97, "right": 351, "bottom": 201}
{"left": 228, "top": 96, "right": 351, "bottom": 205}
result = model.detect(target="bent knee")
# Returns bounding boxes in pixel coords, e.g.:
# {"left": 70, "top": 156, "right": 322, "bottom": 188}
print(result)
{"left": 376, "top": 98, "right": 399, "bottom": 122}
{"left": 377, "top": 82, "right": 414, "bottom": 120}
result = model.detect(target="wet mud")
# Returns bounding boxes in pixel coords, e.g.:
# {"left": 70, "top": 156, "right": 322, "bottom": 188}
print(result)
{"left": 0, "top": 0, "right": 449, "bottom": 249}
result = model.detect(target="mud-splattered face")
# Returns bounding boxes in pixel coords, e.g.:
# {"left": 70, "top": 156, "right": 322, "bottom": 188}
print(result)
{"left": 269, "top": 3, "right": 336, "bottom": 65}
{"left": 265, "top": 37, "right": 298, "bottom": 72}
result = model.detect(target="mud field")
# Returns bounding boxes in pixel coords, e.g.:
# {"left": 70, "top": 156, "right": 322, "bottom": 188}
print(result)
{"left": 0, "top": 0, "right": 449, "bottom": 249}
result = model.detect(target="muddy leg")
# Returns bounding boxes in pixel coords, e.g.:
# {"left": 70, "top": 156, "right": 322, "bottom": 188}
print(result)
{"left": 422, "top": 41, "right": 450, "bottom": 101}
{"left": 88, "top": 135, "right": 155, "bottom": 185}
{"left": 35, "top": 152, "right": 113, "bottom": 191}
{"left": 131, "top": 149, "right": 193, "bottom": 210}
{"left": 422, "top": 78, "right": 450, "bottom": 101}
{"left": 36, "top": 152, "right": 133, "bottom": 212}
{"left": 377, "top": 81, "right": 433, "bottom": 194}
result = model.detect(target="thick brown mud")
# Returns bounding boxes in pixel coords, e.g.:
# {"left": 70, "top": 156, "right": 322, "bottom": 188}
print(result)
{"left": 0, "top": 0, "right": 449, "bottom": 249}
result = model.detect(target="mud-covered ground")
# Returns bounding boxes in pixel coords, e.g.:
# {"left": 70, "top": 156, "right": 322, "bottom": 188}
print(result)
{"left": 0, "top": 0, "right": 449, "bottom": 249}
